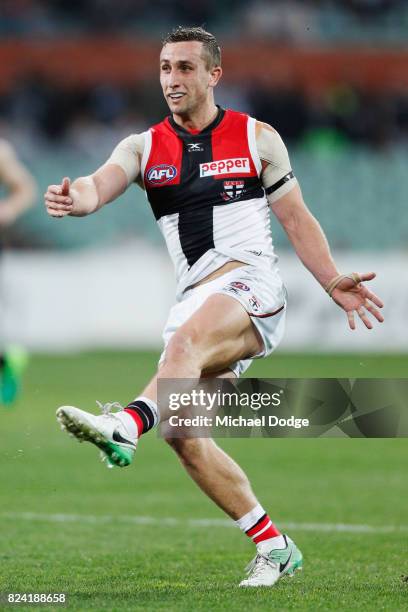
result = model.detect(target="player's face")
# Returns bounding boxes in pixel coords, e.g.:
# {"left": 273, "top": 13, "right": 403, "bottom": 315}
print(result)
{"left": 160, "top": 41, "right": 220, "bottom": 115}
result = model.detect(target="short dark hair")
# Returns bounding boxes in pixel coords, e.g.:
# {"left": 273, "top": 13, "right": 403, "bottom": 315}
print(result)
{"left": 162, "top": 26, "right": 221, "bottom": 69}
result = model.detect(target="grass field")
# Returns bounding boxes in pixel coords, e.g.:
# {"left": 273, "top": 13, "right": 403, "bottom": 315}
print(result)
{"left": 1, "top": 351, "right": 407, "bottom": 611}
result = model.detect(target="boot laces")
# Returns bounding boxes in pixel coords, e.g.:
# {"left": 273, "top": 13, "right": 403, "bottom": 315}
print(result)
{"left": 96, "top": 401, "right": 123, "bottom": 416}
{"left": 245, "top": 553, "right": 278, "bottom": 579}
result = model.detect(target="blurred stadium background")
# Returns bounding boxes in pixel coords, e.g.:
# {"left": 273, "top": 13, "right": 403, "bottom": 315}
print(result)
{"left": 1, "top": 4, "right": 407, "bottom": 610}
{"left": 1, "top": 0, "right": 407, "bottom": 353}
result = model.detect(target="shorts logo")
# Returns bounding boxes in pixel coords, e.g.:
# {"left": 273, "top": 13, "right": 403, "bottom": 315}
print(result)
{"left": 199, "top": 158, "right": 250, "bottom": 178}
{"left": 249, "top": 295, "right": 261, "bottom": 311}
{"left": 224, "top": 286, "right": 239, "bottom": 295}
{"left": 221, "top": 180, "right": 245, "bottom": 201}
{"left": 229, "top": 281, "right": 250, "bottom": 292}
{"left": 146, "top": 164, "right": 177, "bottom": 185}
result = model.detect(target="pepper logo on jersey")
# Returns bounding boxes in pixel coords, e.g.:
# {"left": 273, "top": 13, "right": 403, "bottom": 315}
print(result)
{"left": 221, "top": 180, "right": 245, "bottom": 201}
{"left": 199, "top": 158, "right": 250, "bottom": 178}
{"left": 146, "top": 164, "right": 177, "bottom": 185}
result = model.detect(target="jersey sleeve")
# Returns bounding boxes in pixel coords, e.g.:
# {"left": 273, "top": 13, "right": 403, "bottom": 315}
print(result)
{"left": 256, "top": 125, "right": 297, "bottom": 203}
{"left": 104, "top": 133, "right": 146, "bottom": 185}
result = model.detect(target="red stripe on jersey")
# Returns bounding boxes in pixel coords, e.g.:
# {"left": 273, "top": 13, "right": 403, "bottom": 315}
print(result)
{"left": 144, "top": 120, "right": 183, "bottom": 188}
{"left": 211, "top": 110, "right": 258, "bottom": 180}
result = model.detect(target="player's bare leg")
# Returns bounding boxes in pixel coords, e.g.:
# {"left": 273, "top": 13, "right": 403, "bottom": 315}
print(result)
{"left": 56, "top": 293, "right": 259, "bottom": 463}
{"left": 166, "top": 430, "right": 259, "bottom": 520}
{"left": 130, "top": 295, "right": 262, "bottom": 518}
{"left": 140, "top": 295, "right": 302, "bottom": 585}
{"left": 141, "top": 293, "right": 262, "bottom": 419}
{"left": 57, "top": 292, "right": 302, "bottom": 585}
{"left": 140, "top": 366, "right": 258, "bottom": 519}
{"left": 161, "top": 406, "right": 303, "bottom": 586}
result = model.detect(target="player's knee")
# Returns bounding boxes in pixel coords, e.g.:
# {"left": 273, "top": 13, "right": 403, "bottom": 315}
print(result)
{"left": 165, "top": 436, "right": 208, "bottom": 468}
{"left": 165, "top": 330, "right": 202, "bottom": 366}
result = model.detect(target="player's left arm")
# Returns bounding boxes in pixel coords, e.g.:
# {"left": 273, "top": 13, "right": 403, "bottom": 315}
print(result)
{"left": 0, "top": 139, "right": 37, "bottom": 227}
{"left": 256, "top": 121, "right": 384, "bottom": 330}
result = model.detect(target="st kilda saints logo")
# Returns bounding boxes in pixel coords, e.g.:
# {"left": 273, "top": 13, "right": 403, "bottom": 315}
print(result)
{"left": 221, "top": 180, "right": 245, "bottom": 202}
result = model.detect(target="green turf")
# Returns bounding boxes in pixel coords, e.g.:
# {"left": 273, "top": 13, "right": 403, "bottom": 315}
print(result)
{"left": 1, "top": 352, "right": 407, "bottom": 611}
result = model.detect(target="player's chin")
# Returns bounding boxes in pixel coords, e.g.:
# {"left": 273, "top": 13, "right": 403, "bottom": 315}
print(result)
{"left": 167, "top": 98, "right": 188, "bottom": 113}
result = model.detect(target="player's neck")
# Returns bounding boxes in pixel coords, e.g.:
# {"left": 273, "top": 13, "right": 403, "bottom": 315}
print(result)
{"left": 172, "top": 103, "right": 219, "bottom": 134}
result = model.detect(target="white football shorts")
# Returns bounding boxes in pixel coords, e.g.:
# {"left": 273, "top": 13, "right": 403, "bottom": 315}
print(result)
{"left": 159, "top": 264, "right": 286, "bottom": 378}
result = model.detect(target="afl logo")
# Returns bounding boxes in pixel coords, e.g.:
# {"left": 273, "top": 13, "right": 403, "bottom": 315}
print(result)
{"left": 146, "top": 164, "right": 177, "bottom": 185}
{"left": 229, "top": 281, "right": 251, "bottom": 292}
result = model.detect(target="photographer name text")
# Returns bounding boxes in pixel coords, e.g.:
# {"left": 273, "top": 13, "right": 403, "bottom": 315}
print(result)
{"left": 168, "top": 415, "right": 310, "bottom": 429}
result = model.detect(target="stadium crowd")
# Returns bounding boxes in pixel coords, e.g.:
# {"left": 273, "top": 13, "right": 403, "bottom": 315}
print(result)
{"left": 1, "top": 0, "right": 407, "bottom": 153}
{"left": 0, "top": 0, "right": 407, "bottom": 39}
{"left": 1, "top": 72, "right": 407, "bottom": 154}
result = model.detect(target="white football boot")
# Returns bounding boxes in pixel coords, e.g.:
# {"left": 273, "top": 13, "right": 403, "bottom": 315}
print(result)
{"left": 239, "top": 534, "right": 303, "bottom": 587}
{"left": 56, "top": 402, "right": 137, "bottom": 468}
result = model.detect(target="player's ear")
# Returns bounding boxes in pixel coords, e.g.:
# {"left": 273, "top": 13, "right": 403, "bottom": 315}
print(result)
{"left": 209, "top": 65, "right": 222, "bottom": 88}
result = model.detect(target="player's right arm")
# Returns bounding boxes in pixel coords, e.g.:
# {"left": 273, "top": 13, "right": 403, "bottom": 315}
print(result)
{"left": 44, "top": 134, "right": 145, "bottom": 218}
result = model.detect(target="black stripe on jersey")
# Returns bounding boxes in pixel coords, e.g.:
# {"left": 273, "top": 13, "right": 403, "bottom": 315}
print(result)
{"left": 265, "top": 171, "right": 294, "bottom": 195}
{"left": 178, "top": 206, "right": 215, "bottom": 268}
{"left": 177, "top": 129, "right": 216, "bottom": 267}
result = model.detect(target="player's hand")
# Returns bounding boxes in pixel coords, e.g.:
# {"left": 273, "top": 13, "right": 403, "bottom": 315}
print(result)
{"left": 44, "top": 177, "right": 74, "bottom": 218}
{"left": 330, "top": 272, "right": 384, "bottom": 330}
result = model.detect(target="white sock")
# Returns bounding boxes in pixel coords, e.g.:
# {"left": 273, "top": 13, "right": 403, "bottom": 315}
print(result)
{"left": 236, "top": 503, "right": 265, "bottom": 532}
{"left": 116, "top": 396, "right": 160, "bottom": 439}
{"left": 236, "top": 503, "right": 286, "bottom": 551}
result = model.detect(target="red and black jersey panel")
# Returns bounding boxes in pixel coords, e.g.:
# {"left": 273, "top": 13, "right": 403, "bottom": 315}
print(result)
{"left": 144, "top": 107, "right": 264, "bottom": 268}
